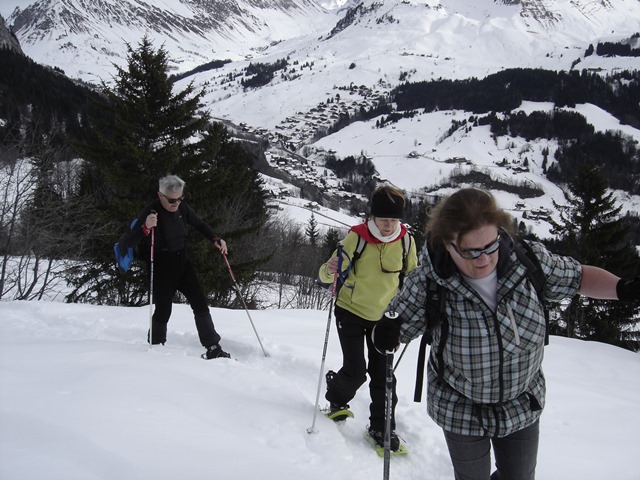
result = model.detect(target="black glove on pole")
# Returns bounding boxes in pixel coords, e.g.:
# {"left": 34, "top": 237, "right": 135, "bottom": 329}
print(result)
{"left": 617, "top": 277, "right": 640, "bottom": 301}
{"left": 373, "top": 312, "right": 401, "bottom": 354}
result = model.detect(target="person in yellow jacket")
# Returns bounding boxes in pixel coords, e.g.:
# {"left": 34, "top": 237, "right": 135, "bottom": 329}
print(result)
{"left": 318, "top": 185, "right": 418, "bottom": 451}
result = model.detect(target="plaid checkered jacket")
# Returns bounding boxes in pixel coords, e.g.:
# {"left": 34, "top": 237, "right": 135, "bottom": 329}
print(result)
{"left": 397, "top": 238, "right": 582, "bottom": 437}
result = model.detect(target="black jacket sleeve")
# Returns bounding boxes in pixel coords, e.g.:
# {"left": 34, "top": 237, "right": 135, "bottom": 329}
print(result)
{"left": 117, "top": 201, "right": 159, "bottom": 251}
{"left": 182, "top": 203, "right": 217, "bottom": 242}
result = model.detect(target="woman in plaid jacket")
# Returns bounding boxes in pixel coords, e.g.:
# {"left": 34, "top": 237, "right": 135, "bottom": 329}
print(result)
{"left": 372, "top": 187, "right": 639, "bottom": 480}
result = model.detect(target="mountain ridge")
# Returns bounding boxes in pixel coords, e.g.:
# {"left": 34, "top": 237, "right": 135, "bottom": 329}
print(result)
{"left": 3, "top": 0, "right": 640, "bottom": 238}
{"left": 5, "top": 0, "right": 336, "bottom": 82}
{"left": 5, "top": 0, "right": 640, "bottom": 83}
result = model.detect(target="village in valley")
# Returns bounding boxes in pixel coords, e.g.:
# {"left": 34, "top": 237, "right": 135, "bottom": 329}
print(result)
{"left": 207, "top": 66, "right": 557, "bottom": 232}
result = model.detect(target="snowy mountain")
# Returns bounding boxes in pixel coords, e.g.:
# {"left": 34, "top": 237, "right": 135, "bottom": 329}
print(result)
{"left": 3, "top": 0, "right": 640, "bottom": 237}
{"left": 5, "top": 0, "right": 639, "bottom": 84}
{"left": 3, "top": 0, "right": 336, "bottom": 83}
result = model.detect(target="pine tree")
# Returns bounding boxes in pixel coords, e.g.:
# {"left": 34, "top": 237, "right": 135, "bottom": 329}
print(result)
{"left": 322, "top": 228, "right": 340, "bottom": 259}
{"left": 551, "top": 163, "right": 640, "bottom": 350}
{"left": 67, "top": 36, "right": 267, "bottom": 305}
{"left": 305, "top": 213, "right": 320, "bottom": 246}
{"left": 79, "top": 36, "right": 210, "bottom": 204}
{"left": 409, "top": 198, "right": 433, "bottom": 251}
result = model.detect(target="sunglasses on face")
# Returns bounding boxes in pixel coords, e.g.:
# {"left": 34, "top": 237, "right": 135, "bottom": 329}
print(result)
{"left": 160, "top": 192, "right": 184, "bottom": 204}
{"left": 450, "top": 235, "right": 501, "bottom": 260}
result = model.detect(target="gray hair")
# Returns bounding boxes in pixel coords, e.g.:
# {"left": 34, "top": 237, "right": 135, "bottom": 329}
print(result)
{"left": 159, "top": 175, "right": 185, "bottom": 195}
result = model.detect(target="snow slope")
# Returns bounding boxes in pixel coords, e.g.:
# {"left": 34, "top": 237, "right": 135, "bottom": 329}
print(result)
{"left": 1, "top": 300, "right": 639, "bottom": 479}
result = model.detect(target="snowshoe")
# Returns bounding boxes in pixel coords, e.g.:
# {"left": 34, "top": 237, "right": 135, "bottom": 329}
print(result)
{"left": 325, "top": 402, "right": 354, "bottom": 422}
{"left": 201, "top": 343, "right": 231, "bottom": 360}
{"left": 365, "top": 426, "right": 408, "bottom": 456}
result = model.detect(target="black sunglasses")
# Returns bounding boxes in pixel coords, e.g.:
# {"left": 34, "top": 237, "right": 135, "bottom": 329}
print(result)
{"left": 450, "top": 235, "right": 501, "bottom": 260}
{"left": 160, "top": 192, "right": 184, "bottom": 204}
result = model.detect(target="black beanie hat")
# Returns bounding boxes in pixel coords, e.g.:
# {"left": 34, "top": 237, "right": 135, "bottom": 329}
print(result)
{"left": 370, "top": 190, "right": 405, "bottom": 218}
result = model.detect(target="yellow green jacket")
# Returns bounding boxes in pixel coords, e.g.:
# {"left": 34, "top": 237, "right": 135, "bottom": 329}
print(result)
{"left": 318, "top": 224, "right": 418, "bottom": 321}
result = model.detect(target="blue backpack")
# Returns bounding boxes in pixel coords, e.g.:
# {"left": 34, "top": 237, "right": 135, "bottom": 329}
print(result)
{"left": 114, "top": 218, "right": 139, "bottom": 272}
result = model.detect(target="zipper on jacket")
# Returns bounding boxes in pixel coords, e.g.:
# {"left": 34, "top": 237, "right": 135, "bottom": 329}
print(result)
{"left": 506, "top": 304, "right": 521, "bottom": 346}
{"left": 467, "top": 286, "right": 505, "bottom": 402}
{"left": 492, "top": 312, "right": 505, "bottom": 402}
{"left": 469, "top": 287, "right": 506, "bottom": 403}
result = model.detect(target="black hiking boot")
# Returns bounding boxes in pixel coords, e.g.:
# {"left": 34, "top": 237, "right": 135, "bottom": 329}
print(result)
{"left": 147, "top": 329, "right": 166, "bottom": 345}
{"left": 326, "top": 402, "right": 353, "bottom": 421}
{"left": 367, "top": 426, "right": 400, "bottom": 452}
{"left": 329, "top": 402, "right": 350, "bottom": 414}
{"left": 325, "top": 370, "right": 353, "bottom": 421}
{"left": 325, "top": 370, "right": 339, "bottom": 389}
{"left": 201, "top": 343, "right": 231, "bottom": 360}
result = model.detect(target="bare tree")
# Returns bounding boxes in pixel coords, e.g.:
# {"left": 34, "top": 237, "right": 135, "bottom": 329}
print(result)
{"left": 0, "top": 127, "right": 102, "bottom": 300}
{"left": 0, "top": 154, "right": 39, "bottom": 299}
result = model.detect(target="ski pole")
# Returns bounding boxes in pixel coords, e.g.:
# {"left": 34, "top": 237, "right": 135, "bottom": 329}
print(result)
{"left": 386, "top": 296, "right": 408, "bottom": 373}
{"left": 307, "top": 270, "right": 339, "bottom": 434}
{"left": 307, "top": 247, "right": 345, "bottom": 434}
{"left": 393, "top": 342, "right": 410, "bottom": 372}
{"left": 148, "top": 219, "right": 155, "bottom": 349}
{"left": 221, "top": 252, "right": 269, "bottom": 357}
{"left": 383, "top": 350, "right": 394, "bottom": 480}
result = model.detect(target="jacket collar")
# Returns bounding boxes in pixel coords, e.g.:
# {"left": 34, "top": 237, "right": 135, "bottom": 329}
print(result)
{"left": 350, "top": 221, "right": 408, "bottom": 244}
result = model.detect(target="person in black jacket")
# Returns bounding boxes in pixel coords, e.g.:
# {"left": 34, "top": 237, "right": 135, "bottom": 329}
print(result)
{"left": 118, "top": 175, "right": 230, "bottom": 359}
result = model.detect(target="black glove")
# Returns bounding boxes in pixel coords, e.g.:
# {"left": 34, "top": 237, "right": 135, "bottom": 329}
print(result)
{"left": 373, "top": 312, "right": 402, "bottom": 353}
{"left": 617, "top": 277, "right": 640, "bottom": 302}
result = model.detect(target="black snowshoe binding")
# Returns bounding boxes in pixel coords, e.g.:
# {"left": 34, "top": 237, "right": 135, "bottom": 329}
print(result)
{"left": 367, "top": 426, "right": 400, "bottom": 452}
{"left": 202, "top": 343, "right": 231, "bottom": 360}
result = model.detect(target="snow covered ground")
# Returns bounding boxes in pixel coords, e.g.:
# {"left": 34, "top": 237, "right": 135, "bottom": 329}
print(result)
{"left": 1, "top": 300, "right": 639, "bottom": 479}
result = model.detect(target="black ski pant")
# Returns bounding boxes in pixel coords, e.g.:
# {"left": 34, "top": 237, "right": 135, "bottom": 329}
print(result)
{"left": 148, "top": 250, "right": 221, "bottom": 348}
{"left": 325, "top": 304, "right": 397, "bottom": 433}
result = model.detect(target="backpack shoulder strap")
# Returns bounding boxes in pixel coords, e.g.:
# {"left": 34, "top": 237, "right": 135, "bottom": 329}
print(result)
{"left": 401, "top": 232, "right": 411, "bottom": 257}
{"left": 397, "top": 232, "right": 413, "bottom": 290}
{"left": 354, "top": 234, "right": 367, "bottom": 258}
{"left": 414, "top": 275, "right": 447, "bottom": 402}
{"left": 414, "top": 331, "right": 430, "bottom": 402}
{"left": 513, "top": 239, "right": 550, "bottom": 345}
{"left": 348, "top": 234, "right": 367, "bottom": 275}
{"left": 513, "top": 240, "right": 546, "bottom": 298}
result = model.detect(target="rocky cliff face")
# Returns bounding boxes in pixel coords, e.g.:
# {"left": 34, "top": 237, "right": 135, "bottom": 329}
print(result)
{"left": 0, "top": 16, "right": 23, "bottom": 54}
